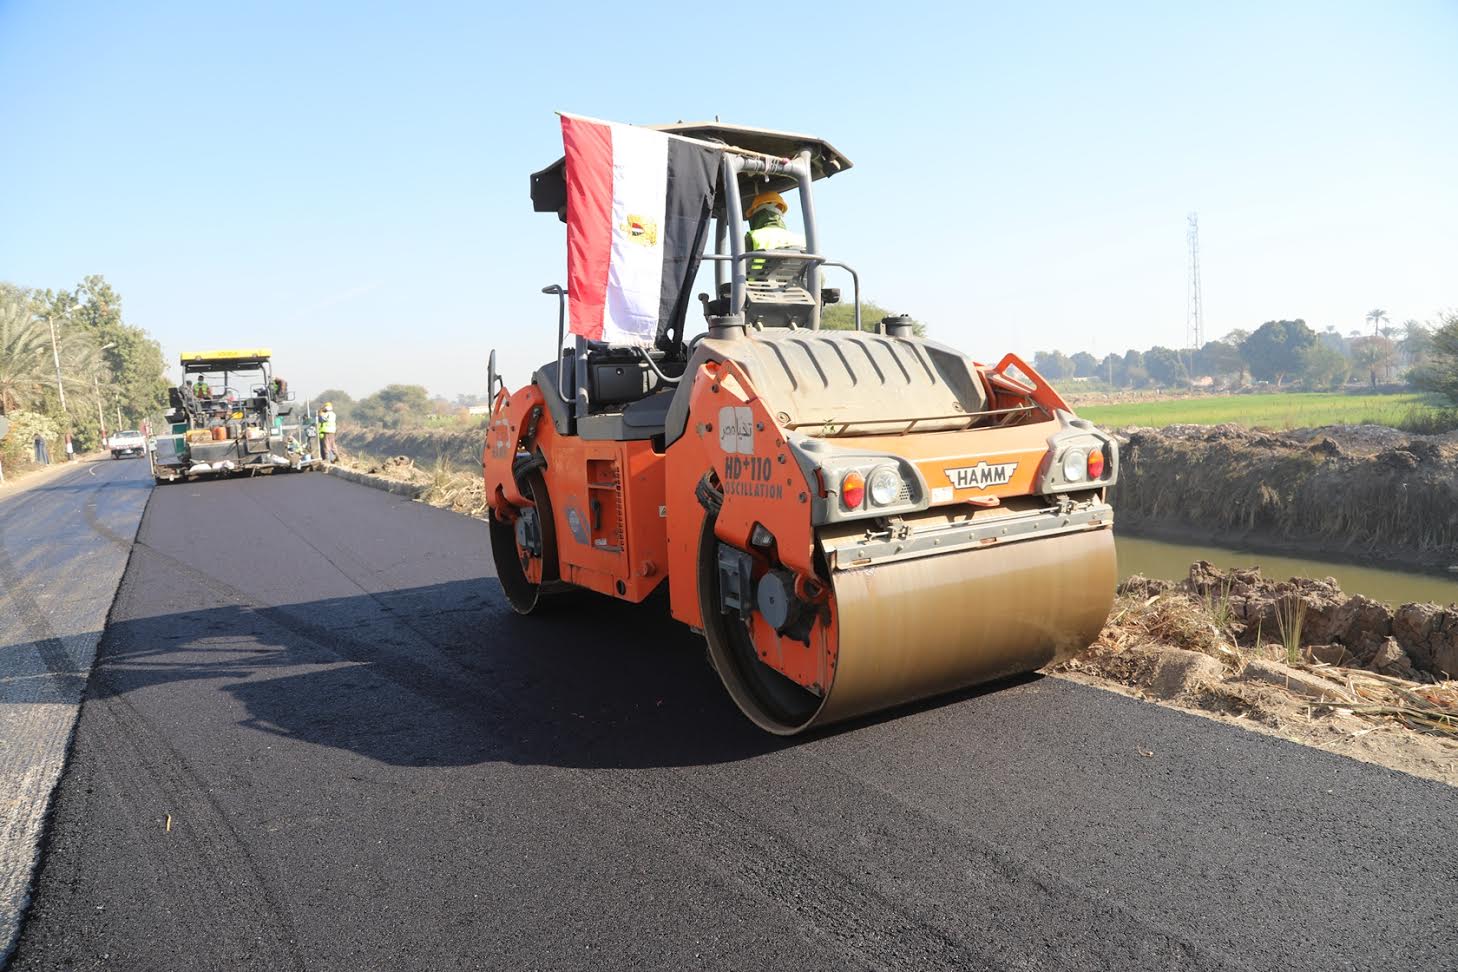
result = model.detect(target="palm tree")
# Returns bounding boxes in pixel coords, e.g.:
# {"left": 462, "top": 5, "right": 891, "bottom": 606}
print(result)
{"left": 0, "top": 290, "right": 57, "bottom": 413}
{"left": 0, "top": 288, "right": 109, "bottom": 421}
{"left": 1399, "top": 319, "right": 1432, "bottom": 366}
{"left": 1366, "top": 308, "right": 1389, "bottom": 337}
{"left": 1350, "top": 335, "right": 1394, "bottom": 390}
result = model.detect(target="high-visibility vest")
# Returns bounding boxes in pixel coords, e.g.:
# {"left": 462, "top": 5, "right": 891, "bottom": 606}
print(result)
{"left": 745, "top": 226, "right": 805, "bottom": 276}
{"left": 745, "top": 225, "right": 804, "bottom": 253}
{"left": 318, "top": 411, "right": 337, "bottom": 434}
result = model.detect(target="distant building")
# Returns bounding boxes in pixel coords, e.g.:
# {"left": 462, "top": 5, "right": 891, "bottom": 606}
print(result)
{"left": 467, "top": 404, "right": 491, "bottom": 416}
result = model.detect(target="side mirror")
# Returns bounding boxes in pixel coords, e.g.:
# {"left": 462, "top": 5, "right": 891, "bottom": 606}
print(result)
{"left": 821, "top": 288, "right": 841, "bottom": 305}
{"left": 487, "top": 349, "right": 503, "bottom": 398}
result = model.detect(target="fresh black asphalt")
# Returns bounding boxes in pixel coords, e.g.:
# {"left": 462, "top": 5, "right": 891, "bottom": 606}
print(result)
{"left": 10, "top": 470, "right": 1458, "bottom": 970}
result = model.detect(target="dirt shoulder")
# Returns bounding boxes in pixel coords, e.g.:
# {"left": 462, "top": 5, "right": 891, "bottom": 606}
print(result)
{"left": 334, "top": 453, "right": 487, "bottom": 517}
{"left": 335, "top": 428, "right": 482, "bottom": 472}
{"left": 1059, "top": 564, "right": 1458, "bottom": 786}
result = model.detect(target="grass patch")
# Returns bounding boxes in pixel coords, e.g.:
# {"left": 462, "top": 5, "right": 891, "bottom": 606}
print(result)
{"left": 1079, "top": 391, "right": 1455, "bottom": 431}
{"left": 1274, "top": 597, "right": 1307, "bottom": 666}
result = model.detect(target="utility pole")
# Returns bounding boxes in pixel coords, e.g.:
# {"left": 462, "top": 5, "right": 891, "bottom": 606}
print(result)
{"left": 48, "top": 313, "right": 68, "bottom": 414}
{"left": 93, "top": 372, "right": 107, "bottom": 435}
{"left": 91, "top": 343, "right": 117, "bottom": 442}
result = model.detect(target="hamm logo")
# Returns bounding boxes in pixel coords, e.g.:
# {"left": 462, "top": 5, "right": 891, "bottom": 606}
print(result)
{"left": 945, "top": 461, "right": 1017, "bottom": 490}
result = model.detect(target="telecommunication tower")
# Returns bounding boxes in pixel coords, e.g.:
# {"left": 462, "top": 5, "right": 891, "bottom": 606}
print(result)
{"left": 1186, "top": 213, "right": 1204, "bottom": 352}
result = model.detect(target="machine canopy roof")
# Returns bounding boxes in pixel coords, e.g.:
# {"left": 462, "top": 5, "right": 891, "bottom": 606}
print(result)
{"left": 180, "top": 349, "right": 272, "bottom": 372}
{"left": 530, "top": 121, "right": 852, "bottom": 216}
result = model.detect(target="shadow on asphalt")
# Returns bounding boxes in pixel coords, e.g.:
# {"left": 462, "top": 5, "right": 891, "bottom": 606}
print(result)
{"left": 41, "top": 576, "right": 1033, "bottom": 772}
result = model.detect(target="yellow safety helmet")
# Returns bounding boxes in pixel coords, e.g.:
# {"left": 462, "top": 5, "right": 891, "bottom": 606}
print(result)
{"left": 324, "top": 402, "right": 333, "bottom": 408}
{"left": 746, "top": 191, "right": 788, "bottom": 218}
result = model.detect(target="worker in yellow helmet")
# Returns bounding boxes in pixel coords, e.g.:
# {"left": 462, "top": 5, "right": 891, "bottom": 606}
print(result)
{"left": 317, "top": 401, "right": 338, "bottom": 462}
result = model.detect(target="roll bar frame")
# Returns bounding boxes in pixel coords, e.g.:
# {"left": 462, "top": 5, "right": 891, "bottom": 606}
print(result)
{"left": 527, "top": 141, "right": 869, "bottom": 419}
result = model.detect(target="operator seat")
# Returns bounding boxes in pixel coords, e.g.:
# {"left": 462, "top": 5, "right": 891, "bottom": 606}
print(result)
{"left": 531, "top": 348, "right": 684, "bottom": 442}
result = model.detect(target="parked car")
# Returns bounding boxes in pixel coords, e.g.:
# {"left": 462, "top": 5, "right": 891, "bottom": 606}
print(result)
{"left": 109, "top": 430, "right": 147, "bottom": 459}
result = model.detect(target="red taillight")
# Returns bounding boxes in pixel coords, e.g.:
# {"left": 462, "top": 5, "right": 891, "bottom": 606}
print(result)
{"left": 841, "top": 470, "right": 865, "bottom": 510}
{"left": 1087, "top": 448, "right": 1105, "bottom": 479}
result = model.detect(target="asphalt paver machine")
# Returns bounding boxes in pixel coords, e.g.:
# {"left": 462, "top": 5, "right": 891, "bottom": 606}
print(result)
{"left": 485, "top": 120, "right": 1118, "bottom": 734}
{"left": 151, "top": 349, "right": 316, "bottom": 482}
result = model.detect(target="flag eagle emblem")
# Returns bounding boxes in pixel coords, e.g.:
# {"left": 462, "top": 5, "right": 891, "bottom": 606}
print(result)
{"left": 622, "top": 215, "right": 658, "bottom": 246}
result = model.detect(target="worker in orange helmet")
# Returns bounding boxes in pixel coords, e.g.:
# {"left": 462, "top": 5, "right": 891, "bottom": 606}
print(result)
{"left": 743, "top": 191, "right": 804, "bottom": 255}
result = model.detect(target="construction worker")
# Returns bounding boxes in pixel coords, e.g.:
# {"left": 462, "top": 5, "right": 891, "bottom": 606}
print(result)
{"left": 193, "top": 378, "right": 211, "bottom": 398}
{"left": 743, "top": 191, "right": 804, "bottom": 276}
{"left": 317, "top": 401, "right": 338, "bottom": 462}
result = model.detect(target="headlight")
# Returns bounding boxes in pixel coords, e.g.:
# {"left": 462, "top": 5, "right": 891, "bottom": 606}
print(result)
{"left": 1061, "top": 450, "right": 1087, "bottom": 482}
{"left": 867, "top": 466, "right": 901, "bottom": 506}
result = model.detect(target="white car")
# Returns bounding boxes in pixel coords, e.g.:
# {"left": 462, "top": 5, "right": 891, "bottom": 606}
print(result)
{"left": 109, "top": 430, "right": 146, "bottom": 459}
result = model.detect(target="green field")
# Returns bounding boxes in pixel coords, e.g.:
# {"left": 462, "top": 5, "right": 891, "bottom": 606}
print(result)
{"left": 1076, "top": 391, "right": 1455, "bottom": 431}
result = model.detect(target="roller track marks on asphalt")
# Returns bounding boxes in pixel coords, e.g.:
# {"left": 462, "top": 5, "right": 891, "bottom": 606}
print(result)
{"left": 587, "top": 760, "right": 1249, "bottom": 972}
{"left": 0, "top": 543, "right": 80, "bottom": 685}
{"left": 16, "top": 689, "right": 306, "bottom": 971}
{"left": 82, "top": 481, "right": 138, "bottom": 550}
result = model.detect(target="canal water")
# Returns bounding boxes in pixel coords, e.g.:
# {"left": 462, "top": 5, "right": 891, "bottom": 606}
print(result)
{"left": 1116, "top": 534, "right": 1458, "bottom": 607}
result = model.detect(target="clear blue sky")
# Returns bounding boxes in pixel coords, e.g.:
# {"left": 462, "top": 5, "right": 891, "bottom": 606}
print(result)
{"left": 2, "top": 1, "right": 1454, "bottom": 400}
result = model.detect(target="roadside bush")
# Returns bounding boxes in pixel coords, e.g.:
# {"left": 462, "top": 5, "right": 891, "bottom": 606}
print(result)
{"left": 1411, "top": 312, "right": 1458, "bottom": 405}
{"left": 0, "top": 409, "right": 60, "bottom": 466}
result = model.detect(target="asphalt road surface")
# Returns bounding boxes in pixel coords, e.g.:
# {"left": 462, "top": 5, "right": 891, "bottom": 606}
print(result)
{"left": 0, "top": 456, "right": 151, "bottom": 962}
{"left": 10, "top": 470, "right": 1458, "bottom": 971}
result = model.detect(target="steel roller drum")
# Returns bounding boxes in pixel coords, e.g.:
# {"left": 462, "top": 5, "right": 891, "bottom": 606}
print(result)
{"left": 724, "top": 528, "right": 1117, "bottom": 735}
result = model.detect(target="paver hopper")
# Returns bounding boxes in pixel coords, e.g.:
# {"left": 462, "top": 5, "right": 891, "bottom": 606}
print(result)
{"left": 484, "top": 117, "right": 1118, "bottom": 734}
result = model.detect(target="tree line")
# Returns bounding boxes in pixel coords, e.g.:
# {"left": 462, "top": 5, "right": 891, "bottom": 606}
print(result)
{"left": 1032, "top": 310, "right": 1456, "bottom": 396}
{"left": 308, "top": 385, "right": 489, "bottom": 431}
{"left": 0, "top": 276, "right": 168, "bottom": 463}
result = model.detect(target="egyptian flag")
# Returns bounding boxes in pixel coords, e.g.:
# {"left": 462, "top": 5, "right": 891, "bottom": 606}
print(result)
{"left": 561, "top": 114, "right": 721, "bottom": 346}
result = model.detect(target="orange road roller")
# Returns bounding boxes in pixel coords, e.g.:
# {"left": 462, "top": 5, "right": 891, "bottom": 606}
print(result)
{"left": 484, "top": 117, "right": 1117, "bottom": 734}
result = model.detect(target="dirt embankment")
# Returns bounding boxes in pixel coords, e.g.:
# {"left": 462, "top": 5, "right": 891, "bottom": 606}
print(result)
{"left": 336, "top": 428, "right": 483, "bottom": 472}
{"left": 1112, "top": 423, "right": 1458, "bottom": 571}
{"left": 1065, "top": 562, "right": 1458, "bottom": 785}
{"left": 338, "top": 454, "right": 487, "bottom": 518}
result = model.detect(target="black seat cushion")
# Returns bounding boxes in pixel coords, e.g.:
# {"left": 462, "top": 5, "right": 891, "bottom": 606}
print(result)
{"left": 622, "top": 389, "right": 673, "bottom": 429}
{"left": 577, "top": 389, "right": 674, "bottom": 441}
